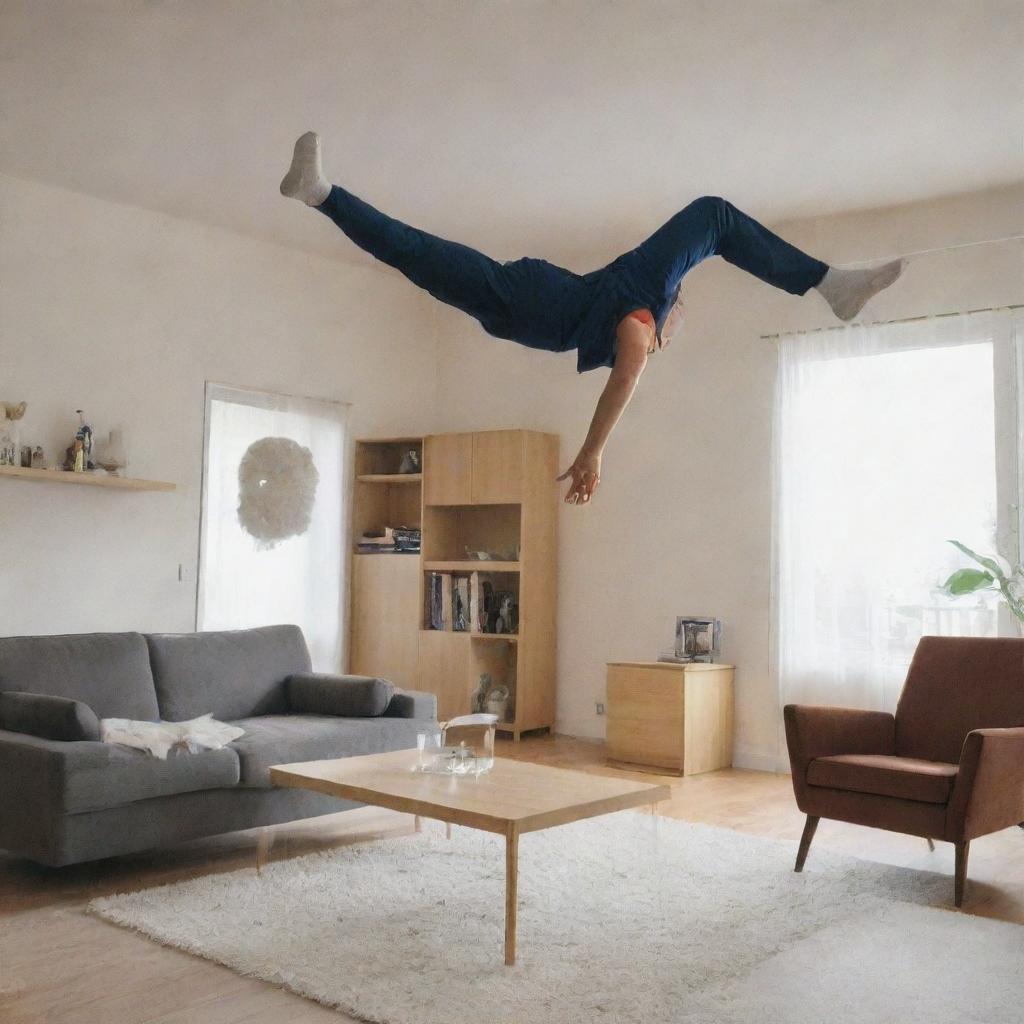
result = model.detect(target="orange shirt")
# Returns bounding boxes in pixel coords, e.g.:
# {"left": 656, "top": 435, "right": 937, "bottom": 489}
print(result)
{"left": 625, "top": 308, "right": 655, "bottom": 329}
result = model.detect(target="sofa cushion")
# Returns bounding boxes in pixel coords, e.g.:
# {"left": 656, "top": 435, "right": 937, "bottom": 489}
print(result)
{"left": 0, "top": 731, "right": 241, "bottom": 814}
{"left": 0, "top": 691, "right": 101, "bottom": 742}
{"left": 807, "top": 753, "right": 958, "bottom": 805}
{"left": 0, "top": 632, "right": 159, "bottom": 721}
{"left": 229, "top": 714, "right": 423, "bottom": 787}
{"left": 288, "top": 673, "right": 394, "bottom": 718}
{"left": 147, "top": 625, "right": 311, "bottom": 722}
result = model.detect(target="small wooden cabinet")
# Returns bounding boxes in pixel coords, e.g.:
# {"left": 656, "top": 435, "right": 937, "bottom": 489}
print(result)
{"left": 606, "top": 662, "right": 734, "bottom": 775}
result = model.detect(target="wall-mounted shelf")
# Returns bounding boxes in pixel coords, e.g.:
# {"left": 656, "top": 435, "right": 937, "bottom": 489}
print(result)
{"left": 0, "top": 465, "right": 175, "bottom": 492}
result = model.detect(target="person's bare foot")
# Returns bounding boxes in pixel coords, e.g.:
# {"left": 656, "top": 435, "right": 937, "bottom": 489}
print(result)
{"left": 280, "top": 131, "right": 331, "bottom": 206}
{"left": 815, "top": 259, "right": 906, "bottom": 321}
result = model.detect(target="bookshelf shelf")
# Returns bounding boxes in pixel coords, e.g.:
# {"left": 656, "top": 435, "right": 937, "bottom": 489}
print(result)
{"left": 423, "top": 560, "right": 519, "bottom": 572}
{"left": 0, "top": 465, "right": 175, "bottom": 491}
{"left": 356, "top": 473, "right": 422, "bottom": 484}
{"left": 471, "top": 632, "right": 519, "bottom": 643}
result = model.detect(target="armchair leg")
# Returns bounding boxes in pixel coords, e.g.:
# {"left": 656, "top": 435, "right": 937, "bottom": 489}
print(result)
{"left": 794, "top": 815, "right": 820, "bottom": 872}
{"left": 954, "top": 841, "right": 970, "bottom": 908}
{"left": 926, "top": 837, "right": 935, "bottom": 852}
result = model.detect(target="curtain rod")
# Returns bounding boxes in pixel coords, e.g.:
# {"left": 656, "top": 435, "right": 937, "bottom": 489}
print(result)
{"left": 761, "top": 303, "right": 1024, "bottom": 342}
{"left": 832, "top": 233, "right": 1024, "bottom": 268}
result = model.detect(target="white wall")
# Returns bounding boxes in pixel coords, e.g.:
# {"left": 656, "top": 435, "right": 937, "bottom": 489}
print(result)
{"left": 3, "top": 171, "right": 1021, "bottom": 768}
{"left": 0, "top": 173, "right": 437, "bottom": 639}
{"left": 434, "top": 183, "right": 1024, "bottom": 769}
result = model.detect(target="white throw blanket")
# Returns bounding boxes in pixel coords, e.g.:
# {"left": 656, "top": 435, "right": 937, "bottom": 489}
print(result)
{"left": 100, "top": 714, "right": 244, "bottom": 759}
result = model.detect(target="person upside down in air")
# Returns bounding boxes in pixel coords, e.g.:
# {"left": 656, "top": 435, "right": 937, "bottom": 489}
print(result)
{"left": 281, "top": 132, "right": 904, "bottom": 505}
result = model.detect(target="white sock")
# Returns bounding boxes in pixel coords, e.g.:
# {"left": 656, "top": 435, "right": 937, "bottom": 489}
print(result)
{"left": 815, "top": 258, "right": 906, "bottom": 321}
{"left": 279, "top": 131, "right": 331, "bottom": 207}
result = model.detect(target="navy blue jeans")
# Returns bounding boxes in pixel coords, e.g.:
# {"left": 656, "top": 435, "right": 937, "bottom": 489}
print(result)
{"left": 317, "top": 187, "right": 828, "bottom": 372}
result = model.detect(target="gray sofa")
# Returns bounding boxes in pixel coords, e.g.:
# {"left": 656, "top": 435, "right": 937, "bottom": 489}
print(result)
{"left": 0, "top": 624, "right": 437, "bottom": 866}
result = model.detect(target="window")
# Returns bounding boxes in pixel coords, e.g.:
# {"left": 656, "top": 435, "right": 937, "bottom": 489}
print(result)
{"left": 773, "top": 309, "right": 1020, "bottom": 714}
{"left": 198, "top": 384, "right": 349, "bottom": 671}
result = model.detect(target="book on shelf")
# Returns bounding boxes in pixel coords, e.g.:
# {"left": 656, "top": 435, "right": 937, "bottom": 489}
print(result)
{"left": 441, "top": 574, "right": 453, "bottom": 630}
{"left": 469, "top": 570, "right": 481, "bottom": 633}
{"left": 359, "top": 525, "right": 421, "bottom": 554}
{"left": 427, "top": 573, "right": 444, "bottom": 630}
{"left": 452, "top": 576, "right": 469, "bottom": 631}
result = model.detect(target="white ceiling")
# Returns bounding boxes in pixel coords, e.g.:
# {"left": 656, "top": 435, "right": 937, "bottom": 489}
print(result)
{"left": 2, "top": 1, "right": 1021, "bottom": 267}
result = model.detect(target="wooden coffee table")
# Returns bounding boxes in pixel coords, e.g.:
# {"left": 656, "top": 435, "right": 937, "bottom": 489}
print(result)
{"left": 271, "top": 749, "right": 669, "bottom": 965}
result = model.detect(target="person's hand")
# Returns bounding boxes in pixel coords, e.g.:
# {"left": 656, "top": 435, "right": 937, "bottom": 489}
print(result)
{"left": 557, "top": 450, "right": 601, "bottom": 505}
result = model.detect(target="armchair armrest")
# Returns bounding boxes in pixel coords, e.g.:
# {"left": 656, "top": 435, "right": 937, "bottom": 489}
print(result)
{"left": 383, "top": 688, "right": 438, "bottom": 721}
{"left": 287, "top": 673, "right": 394, "bottom": 718}
{"left": 784, "top": 704, "right": 896, "bottom": 804}
{"left": 947, "top": 727, "right": 1024, "bottom": 841}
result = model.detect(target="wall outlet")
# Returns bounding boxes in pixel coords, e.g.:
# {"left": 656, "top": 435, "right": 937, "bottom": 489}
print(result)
{"left": 595, "top": 701, "right": 606, "bottom": 716}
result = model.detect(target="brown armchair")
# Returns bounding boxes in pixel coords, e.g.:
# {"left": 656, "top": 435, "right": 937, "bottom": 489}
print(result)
{"left": 784, "top": 636, "right": 1024, "bottom": 906}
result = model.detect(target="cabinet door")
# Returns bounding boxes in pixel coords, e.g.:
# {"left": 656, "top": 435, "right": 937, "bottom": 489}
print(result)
{"left": 606, "top": 665, "right": 685, "bottom": 771}
{"left": 417, "top": 631, "right": 471, "bottom": 722}
{"left": 471, "top": 430, "right": 523, "bottom": 503}
{"left": 350, "top": 555, "right": 420, "bottom": 687}
{"left": 424, "top": 433, "right": 473, "bottom": 505}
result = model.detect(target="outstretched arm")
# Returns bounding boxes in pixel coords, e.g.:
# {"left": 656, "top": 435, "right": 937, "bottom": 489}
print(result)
{"left": 558, "top": 319, "right": 649, "bottom": 504}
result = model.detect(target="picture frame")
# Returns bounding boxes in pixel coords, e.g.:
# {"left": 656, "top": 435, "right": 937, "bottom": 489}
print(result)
{"left": 674, "top": 617, "right": 721, "bottom": 662}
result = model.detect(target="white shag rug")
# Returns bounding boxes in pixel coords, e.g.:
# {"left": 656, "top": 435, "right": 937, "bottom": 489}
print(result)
{"left": 90, "top": 814, "right": 1024, "bottom": 1024}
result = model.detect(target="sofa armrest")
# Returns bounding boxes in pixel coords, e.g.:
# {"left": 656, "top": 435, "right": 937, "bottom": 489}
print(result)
{"left": 383, "top": 688, "right": 438, "bottom": 721}
{"left": 784, "top": 704, "right": 896, "bottom": 805}
{"left": 287, "top": 672, "right": 394, "bottom": 717}
{"left": 0, "top": 729, "right": 112, "bottom": 859}
{"left": 947, "top": 727, "right": 1024, "bottom": 841}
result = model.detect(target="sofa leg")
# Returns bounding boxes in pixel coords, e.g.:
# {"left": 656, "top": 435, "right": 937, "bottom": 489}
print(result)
{"left": 795, "top": 815, "right": 820, "bottom": 872}
{"left": 954, "top": 841, "right": 970, "bottom": 907}
{"left": 926, "top": 837, "right": 935, "bottom": 852}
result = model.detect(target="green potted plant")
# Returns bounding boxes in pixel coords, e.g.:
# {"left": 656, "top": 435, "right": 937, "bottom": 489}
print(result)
{"left": 941, "top": 540, "right": 1024, "bottom": 634}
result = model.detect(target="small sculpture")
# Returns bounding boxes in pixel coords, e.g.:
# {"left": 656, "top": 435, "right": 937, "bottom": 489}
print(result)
{"left": 484, "top": 684, "right": 511, "bottom": 721}
{"left": 472, "top": 673, "right": 492, "bottom": 714}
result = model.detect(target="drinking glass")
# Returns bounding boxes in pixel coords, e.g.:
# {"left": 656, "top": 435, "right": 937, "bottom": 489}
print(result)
{"left": 416, "top": 730, "right": 443, "bottom": 771}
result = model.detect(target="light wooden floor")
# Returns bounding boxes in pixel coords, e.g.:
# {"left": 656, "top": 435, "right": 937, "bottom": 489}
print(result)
{"left": 3, "top": 734, "right": 1023, "bottom": 1023}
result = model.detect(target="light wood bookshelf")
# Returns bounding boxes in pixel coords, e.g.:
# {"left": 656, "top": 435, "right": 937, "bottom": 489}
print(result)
{"left": 349, "top": 430, "right": 558, "bottom": 739}
{"left": 0, "top": 465, "right": 175, "bottom": 491}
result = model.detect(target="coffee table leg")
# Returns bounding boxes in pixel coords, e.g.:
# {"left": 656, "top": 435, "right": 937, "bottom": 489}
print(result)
{"left": 505, "top": 824, "right": 519, "bottom": 966}
{"left": 256, "top": 826, "right": 274, "bottom": 876}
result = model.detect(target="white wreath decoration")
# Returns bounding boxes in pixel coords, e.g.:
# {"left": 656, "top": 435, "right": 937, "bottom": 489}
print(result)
{"left": 237, "top": 437, "right": 319, "bottom": 549}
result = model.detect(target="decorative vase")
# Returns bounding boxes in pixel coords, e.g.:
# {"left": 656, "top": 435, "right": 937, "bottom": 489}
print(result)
{"left": 97, "top": 429, "right": 127, "bottom": 476}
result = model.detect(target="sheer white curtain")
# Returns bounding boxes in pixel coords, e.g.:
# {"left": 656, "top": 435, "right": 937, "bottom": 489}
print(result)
{"left": 773, "top": 310, "right": 1019, "bottom": 726}
{"left": 198, "top": 384, "right": 349, "bottom": 671}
